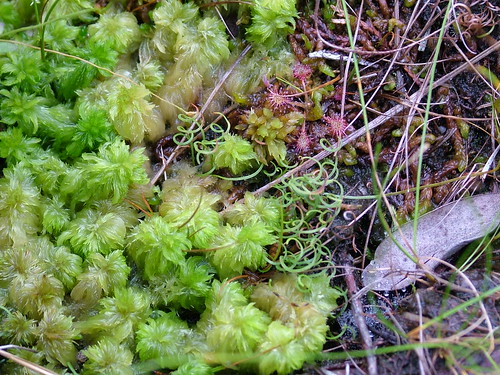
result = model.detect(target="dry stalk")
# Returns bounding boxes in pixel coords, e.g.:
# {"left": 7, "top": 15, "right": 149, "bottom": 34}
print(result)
{"left": 344, "top": 265, "right": 378, "bottom": 375}
{"left": 0, "top": 346, "right": 58, "bottom": 375}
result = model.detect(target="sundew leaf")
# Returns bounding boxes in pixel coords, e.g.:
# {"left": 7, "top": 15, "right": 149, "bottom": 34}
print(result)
{"left": 362, "top": 193, "right": 500, "bottom": 290}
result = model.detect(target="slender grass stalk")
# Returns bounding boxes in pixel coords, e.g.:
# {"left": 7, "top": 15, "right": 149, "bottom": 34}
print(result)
{"left": 339, "top": 1, "right": 420, "bottom": 265}
{"left": 412, "top": 1, "right": 453, "bottom": 247}
{"left": 0, "top": 347, "right": 58, "bottom": 375}
{"left": 318, "top": 336, "right": 497, "bottom": 361}
{"left": 408, "top": 284, "right": 500, "bottom": 337}
{"left": 0, "top": 9, "right": 96, "bottom": 39}
{"left": 39, "top": 0, "right": 63, "bottom": 60}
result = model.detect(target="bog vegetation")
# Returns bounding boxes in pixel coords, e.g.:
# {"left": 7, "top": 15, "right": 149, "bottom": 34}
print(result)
{"left": 0, "top": 0, "right": 498, "bottom": 374}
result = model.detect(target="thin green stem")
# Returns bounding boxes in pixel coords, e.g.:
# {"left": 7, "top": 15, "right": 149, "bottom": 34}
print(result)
{"left": 40, "top": 0, "right": 63, "bottom": 60}
{"left": 413, "top": 0, "right": 453, "bottom": 248}
{"left": 409, "top": 284, "right": 500, "bottom": 336}
{"left": 0, "top": 9, "right": 96, "bottom": 39}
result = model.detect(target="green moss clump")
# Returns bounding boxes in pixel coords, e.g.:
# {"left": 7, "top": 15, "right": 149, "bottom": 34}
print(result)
{"left": 82, "top": 338, "right": 134, "bottom": 375}
{"left": 208, "top": 222, "right": 276, "bottom": 279}
{"left": 246, "top": 0, "right": 298, "bottom": 49}
{"left": 238, "top": 108, "right": 303, "bottom": 164}
{"left": 210, "top": 133, "right": 257, "bottom": 175}
{"left": 0, "top": 1, "right": 344, "bottom": 373}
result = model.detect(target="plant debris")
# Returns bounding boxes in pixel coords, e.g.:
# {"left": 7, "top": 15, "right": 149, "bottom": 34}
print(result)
{"left": 362, "top": 193, "right": 500, "bottom": 290}
{"left": 0, "top": 0, "right": 499, "bottom": 374}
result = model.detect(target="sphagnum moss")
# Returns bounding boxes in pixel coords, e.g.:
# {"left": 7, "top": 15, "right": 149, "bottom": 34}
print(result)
{"left": 0, "top": 1, "right": 343, "bottom": 374}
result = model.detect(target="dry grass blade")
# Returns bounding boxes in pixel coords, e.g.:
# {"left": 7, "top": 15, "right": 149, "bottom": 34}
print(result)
{"left": 408, "top": 257, "right": 495, "bottom": 353}
{"left": 0, "top": 347, "right": 58, "bottom": 375}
